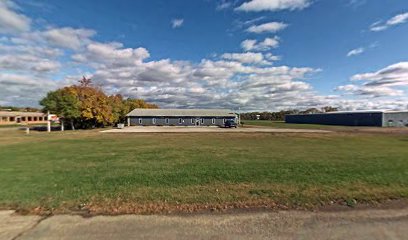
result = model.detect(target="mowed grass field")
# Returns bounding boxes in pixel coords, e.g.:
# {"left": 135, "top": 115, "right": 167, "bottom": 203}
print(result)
{"left": 244, "top": 120, "right": 358, "bottom": 130}
{"left": 0, "top": 124, "right": 408, "bottom": 214}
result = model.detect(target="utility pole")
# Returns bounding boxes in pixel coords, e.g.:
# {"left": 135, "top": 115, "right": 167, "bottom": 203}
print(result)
{"left": 237, "top": 106, "right": 241, "bottom": 125}
{"left": 47, "top": 111, "right": 51, "bottom": 132}
{"left": 239, "top": 107, "right": 241, "bottom": 125}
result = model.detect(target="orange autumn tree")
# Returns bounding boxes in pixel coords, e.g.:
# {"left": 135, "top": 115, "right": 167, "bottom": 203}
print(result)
{"left": 70, "top": 77, "right": 114, "bottom": 128}
{"left": 40, "top": 77, "right": 158, "bottom": 129}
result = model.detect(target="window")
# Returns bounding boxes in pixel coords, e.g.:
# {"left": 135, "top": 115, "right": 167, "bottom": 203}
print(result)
{"left": 39, "top": 117, "right": 43, "bottom": 121}
{"left": 9, "top": 117, "right": 15, "bottom": 122}
{"left": 152, "top": 118, "right": 156, "bottom": 124}
{"left": 21, "top": 117, "right": 26, "bottom": 121}
{"left": 139, "top": 118, "right": 142, "bottom": 124}
{"left": 2, "top": 117, "right": 7, "bottom": 122}
{"left": 211, "top": 118, "right": 215, "bottom": 124}
{"left": 33, "top": 117, "right": 37, "bottom": 121}
{"left": 178, "top": 118, "right": 182, "bottom": 124}
{"left": 28, "top": 117, "right": 32, "bottom": 121}
{"left": 201, "top": 118, "right": 204, "bottom": 124}
{"left": 44, "top": 116, "right": 48, "bottom": 121}
{"left": 191, "top": 118, "right": 194, "bottom": 124}
{"left": 165, "top": 118, "right": 169, "bottom": 124}
{"left": 223, "top": 119, "right": 226, "bottom": 124}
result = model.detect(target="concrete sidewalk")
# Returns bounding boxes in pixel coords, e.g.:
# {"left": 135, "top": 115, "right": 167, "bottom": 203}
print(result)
{"left": 2, "top": 208, "right": 408, "bottom": 240}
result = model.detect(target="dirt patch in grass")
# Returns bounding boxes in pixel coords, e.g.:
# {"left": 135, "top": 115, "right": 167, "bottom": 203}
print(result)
{"left": 316, "top": 199, "right": 408, "bottom": 214}
{"left": 9, "top": 182, "right": 408, "bottom": 216}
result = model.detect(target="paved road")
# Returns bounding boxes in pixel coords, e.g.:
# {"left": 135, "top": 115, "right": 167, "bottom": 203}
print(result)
{"left": 101, "top": 126, "right": 330, "bottom": 133}
{"left": 2, "top": 208, "right": 408, "bottom": 240}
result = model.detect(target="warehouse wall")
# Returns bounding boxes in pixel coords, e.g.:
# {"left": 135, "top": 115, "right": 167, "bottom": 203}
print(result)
{"left": 383, "top": 112, "right": 408, "bottom": 127}
{"left": 285, "top": 112, "right": 383, "bottom": 127}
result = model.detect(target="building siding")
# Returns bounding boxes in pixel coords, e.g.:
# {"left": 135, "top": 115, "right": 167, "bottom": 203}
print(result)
{"left": 383, "top": 112, "right": 408, "bottom": 127}
{"left": 129, "top": 116, "right": 235, "bottom": 126}
{"left": 0, "top": 112, "right": 48, "bottom": 125}
{"left": 285, "top": 112, "right": 384, "bottom": 127}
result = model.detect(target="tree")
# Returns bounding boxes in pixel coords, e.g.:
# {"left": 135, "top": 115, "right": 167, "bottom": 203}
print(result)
{"left": 71, "top": 85, "right": 113, "bottom": 128}
{"left": 78, "top": 76, "right": 92, "bottom": 87}
{"left": 108, "top": 94, "right": 127, "bottom": 123}
{"left": 40, "top": 77, "right": 158, "bottom": 129}
{"left": 322, "top": 106, "right": 338, "bottom": 113}
{"left": 301, "top": 108, "right": 321, "bottom": 114}
{"left": 40, "top": 87, "right": 81, "bottom": 130}
{"left": 123, "top": 98, "right": 158, "bottom": 114}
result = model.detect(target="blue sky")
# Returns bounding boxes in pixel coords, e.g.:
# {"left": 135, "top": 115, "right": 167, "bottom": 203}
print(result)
{"left": 1, "top": 0, "right": 408, "bottom": 110}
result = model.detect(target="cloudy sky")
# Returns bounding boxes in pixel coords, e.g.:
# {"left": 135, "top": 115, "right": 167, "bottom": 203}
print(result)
{"left": 1, "top": 0, "right": 408, "bottom": 111}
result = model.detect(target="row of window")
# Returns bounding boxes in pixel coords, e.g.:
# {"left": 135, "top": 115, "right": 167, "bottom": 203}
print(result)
{"left": 138, "top": 118, "right": 226, "bottom": 125}
{"left": 0, "top": 116, "right": 47, "bottom": 122}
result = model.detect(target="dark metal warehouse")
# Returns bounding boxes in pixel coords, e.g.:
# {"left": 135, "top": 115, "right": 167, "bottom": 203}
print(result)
{"left": 285, "top": 110, "right": 408, "bottom": 127}
{"left": 126, "top": 109, "right": 238, "bottom": 127}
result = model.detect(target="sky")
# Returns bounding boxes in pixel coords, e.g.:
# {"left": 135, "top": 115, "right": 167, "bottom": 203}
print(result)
{"left": 1, "top": 0, "right": 408, "bottom": 111}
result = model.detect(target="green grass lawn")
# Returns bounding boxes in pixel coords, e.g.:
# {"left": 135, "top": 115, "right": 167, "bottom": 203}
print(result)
{"left": 243, "top": 120, "right": 358, "bottom": 130}
{"left": 1, "top": 128, "right": 408, "bottom": 214}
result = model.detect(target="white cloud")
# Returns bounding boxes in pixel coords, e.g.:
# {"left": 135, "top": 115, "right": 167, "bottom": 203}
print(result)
{"left": 265, "top": 53, "right": 281, "bottom": 61}
{"left": 337, "top": 62, "right": 408, "bottom": 99}
{"left": 1, "top": 0, "right": 407, "bottom": 111}
{"left": 387, "top": 12, "right": 408, "bottom": 25}
{"left": 42, "top": 27, "right": 96, "bottom": 50}
{"left": 216, "top": 0, "right": 233, "bottom": 10}
{"left": 247, "top": 22, "right": 288, "bottom": 33}
{"left": 0, "top": 0, "right": 31, "bottom": 34}
{"left": 351, "top": 62, "right": 408, "bottom": 87}
{"left": 72, "top": 42, "right": 150, "bottom": 68}
{"left": 336, "top": 84, "right": 403, "bottom": 98}
{"left": 0, "top": 42, "right": 62, "bottom": 58}
{"left": 6, "top": 26, "right": 95, "bottom": 51}
{"left": 232, "top": 17, "right": 266, "bottom": 32}
{"left": 347, "top": 47, "right": 364, "bottom": 57}
{"left": 171, "top": 18, "right": 184, "bottom": 28}
{"left": 0, "top": 54, "right": 60, "bottom": 72}
{"left": 347, "top": 43, "right": 378, "bottom": 57}
{"left": 240, "top": 39, "right": 257, "bottom": 51}
{"left": 370, "top": 12, "right": 408, "bottom": 32}
{"left": 236, "top": 0, "right": 311, "bottom": 12}
{"left": 347, "top": 0, "right": 367, "bottom": 8}
{"left": 221, "top": 52, "right": 273, "bottom": 65}
{"left": 0, "top": 72, "right": 72, "bottom": 107}
{"left": 74, "top": 40, "right": 327, "bottom": 111}
{"left": 241, "top": 36, "right": 280, "bottom": 51}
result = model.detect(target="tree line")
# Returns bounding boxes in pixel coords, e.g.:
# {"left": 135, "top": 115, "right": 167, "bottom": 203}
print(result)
{"left": 240, "top": 106, "right": 338, "bottom": 121}
{"left": 0, "top": 106, "right": 41, "bottom": 112}
{"left": 40, "top": 77, "right": 158, "bottom": 129}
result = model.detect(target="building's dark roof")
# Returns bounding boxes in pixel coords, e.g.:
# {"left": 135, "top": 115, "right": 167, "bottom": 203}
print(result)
{"left": 126, "top": 109, "right": 237, "bottom": 117}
